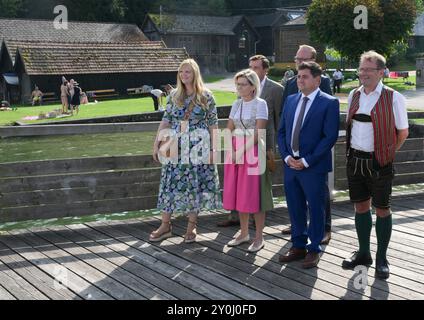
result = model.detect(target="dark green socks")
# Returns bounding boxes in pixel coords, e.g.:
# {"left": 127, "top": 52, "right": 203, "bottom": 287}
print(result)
{"left": 355, "top": 211, "right": 373, "bottom": 255}
{"left": 376, "top": 215, "right": 393, "bottom": 260}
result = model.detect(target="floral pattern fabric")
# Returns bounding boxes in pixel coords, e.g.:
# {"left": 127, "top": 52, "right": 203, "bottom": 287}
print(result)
{"left": 157, "top": 91, "right": 222, "bottom": 215}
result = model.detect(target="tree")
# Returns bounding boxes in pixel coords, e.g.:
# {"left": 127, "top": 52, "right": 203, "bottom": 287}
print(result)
{"left": 306, "top": 0, "right": 418, "bottom": 61}
{"left": 0, "top": 0, "right": 26, "bottom": 18}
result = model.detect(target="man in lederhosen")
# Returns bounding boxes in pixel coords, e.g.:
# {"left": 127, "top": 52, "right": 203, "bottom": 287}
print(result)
{"left": 342, "top": 51, "right": 409, "bottom": 280}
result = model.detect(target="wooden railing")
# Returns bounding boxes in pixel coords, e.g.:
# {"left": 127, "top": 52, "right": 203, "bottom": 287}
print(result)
{"left": 1, "top": 111, "right": 423, "bottom": 224}
{"left": 0, "top": 136, "right": 423, "bottom": 224}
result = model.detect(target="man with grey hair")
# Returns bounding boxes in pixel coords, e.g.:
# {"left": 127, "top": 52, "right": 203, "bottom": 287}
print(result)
{"left": 342, "top": 51, "right": 409, "bottom": 280}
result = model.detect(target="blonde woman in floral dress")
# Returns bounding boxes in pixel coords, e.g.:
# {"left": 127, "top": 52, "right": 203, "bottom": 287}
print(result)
{"left": 150, "top": 59, "right": 222, "bottom": 244}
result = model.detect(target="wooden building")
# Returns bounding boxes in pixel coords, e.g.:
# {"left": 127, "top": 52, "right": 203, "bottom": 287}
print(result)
{"left": 142, "top": 14, "right": 260, "bottom": 73}
{"left": 248, "top": 10, "right": 305, "bottom": 61}
{"left": 10, "top": 41, "right": 187, "bottom": 104}
{"left": 0, "top": 18, "right": 188, "bottom": 104}
{"left": 411, "top": 13, "right": 424, "bottom": 52}
{"left": 277, "top": 15, "right": 326, "bottom": 67}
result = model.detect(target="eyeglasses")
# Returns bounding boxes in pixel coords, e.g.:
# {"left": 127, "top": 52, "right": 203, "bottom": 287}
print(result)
{"left": 294, "top": 57, "right": 312, "bottom": 63}
{"left": 358, "top": 68, "right": 381, "bottom": 73}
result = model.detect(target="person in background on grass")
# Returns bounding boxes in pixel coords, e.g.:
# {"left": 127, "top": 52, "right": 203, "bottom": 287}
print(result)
{"left": 61, "top": 78, "right": 69, "bottom": 114}
{"left": 31, "top": 86, "right": 43, "bottom": 106}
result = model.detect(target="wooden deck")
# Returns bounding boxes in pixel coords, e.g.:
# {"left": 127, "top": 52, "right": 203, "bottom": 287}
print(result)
{"left": 0, "top": 192, "right": 423, "bottom": 300}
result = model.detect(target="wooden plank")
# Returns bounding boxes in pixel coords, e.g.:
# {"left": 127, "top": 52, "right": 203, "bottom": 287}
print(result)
{"left": 0, "top": 182, "right": 160, "bottom": 208}
{"left": 335, "top": 161, "right": 424, "bottom": 176}
{"left": 106, "top": 219, "right": 315, "bottom": 300}
{"left": 0, "top": 155, "right": 158, "bottom": 178}
{"left": 9, "top": 229, "right": 145, "bottom": 300}
{"left": 335, "top": 138, "right": 424, "bottom": 156}
{"left": 262, "top": 209, "right": 424, "bottom": 299}
{"left": 162, "top": 217, "right": 370, "bottom": 300}
{"left": 335, "top": 150, "right": 424, "bottom": 168}
{"left": 196, "top": 213, "right": 407, "bottom": 300}
{"left": 0, "top": 285, "right": 15, "bottom": 300}
{"left": 0, "top": 232, "right": 113, "bottom": 300}
{"left": 0, "top": 196, "right": 157, "bottom": 224}
{"left": 0, "top": 169, "right": 161, "bottom": 193}
{"left": 67, "top": 223, "right": 237, "bottom": 300}
{"left": 89, "top": 219, "right": 273, "bottom": 300}
{"left": 336, "top": 172, "right": 424, "bottom": 190}
{"left": 0, "top": 241, "right": 81, "bottom": 300}
{"left": 265, "top": 207, "right": 424, "bottom": 285}
{"left": 0, "top": 123, "right": 160, "bottom": 138}
{"left": 0, "top": 263, "right": 48, "bottom": 300}
{"left": 38, "top": 225, "right": 170, "bottom": 300}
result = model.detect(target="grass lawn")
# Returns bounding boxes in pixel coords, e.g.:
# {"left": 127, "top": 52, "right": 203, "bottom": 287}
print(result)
{"left": 0, "top": 90, "right": 237, "bottom": 126}
{"left": 411, "top": 119, "right": 424, "bottom": 125}
{"left": 340, "top": 76, "right": 417, "bottom": 94}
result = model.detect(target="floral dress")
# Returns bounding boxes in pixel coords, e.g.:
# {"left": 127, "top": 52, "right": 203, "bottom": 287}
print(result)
{"left": 157, "top": 91, "right": 222, "bottom": 215}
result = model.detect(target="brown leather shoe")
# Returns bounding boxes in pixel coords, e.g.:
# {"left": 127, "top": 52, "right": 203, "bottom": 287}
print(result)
{"left": 279, "top": 248, "right": 307, "bottom": 263}
{"left": 281, "top": 225, "right": 292, "bottom": 235}
{"left": 302, "top": 252, "right": 320, "bottom": 269}
{"left": 217, "top": 219, "right": 240, "bottom": 227}
{"left": 321, "top": 231, "right": 332, "bottom": 245}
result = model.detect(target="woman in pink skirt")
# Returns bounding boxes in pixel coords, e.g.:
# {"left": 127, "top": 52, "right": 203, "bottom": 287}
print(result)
{"left": 223, "top": 69, "right": 268, "bottom": 253}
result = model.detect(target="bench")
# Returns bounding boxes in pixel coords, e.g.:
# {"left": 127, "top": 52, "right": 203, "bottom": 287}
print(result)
{"left": 42, "top": 92, "right": 58, "bottom": 103}
{"left": 27, "top": 92, "right": 58, "bottom": 105}
{"left": 86, "top": 89, "right": 119, "bottom": 101}
{"left": 127, "top": 87, "right": 152, "bottom": 97}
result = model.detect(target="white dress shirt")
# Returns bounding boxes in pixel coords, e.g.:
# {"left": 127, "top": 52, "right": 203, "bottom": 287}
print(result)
{"left": 285, "top": 88, "right": 321, "bottom": 168}
{"left": 347, "top": 81, "right": 409, "bottom": 152}
{"left": 260, "top": 77, "right": 267, "bottom": 96}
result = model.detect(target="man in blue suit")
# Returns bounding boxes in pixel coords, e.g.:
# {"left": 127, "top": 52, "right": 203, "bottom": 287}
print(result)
{"left": 280, "top": 45, "right": 333, "bottom": 245}
{"left": 278, "top": 62, "right": 339, "bottom": 269}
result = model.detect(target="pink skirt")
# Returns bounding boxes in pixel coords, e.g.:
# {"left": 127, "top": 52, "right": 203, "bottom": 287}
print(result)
{"left": 223, "top": 137, "right": 260, "bottom": 213}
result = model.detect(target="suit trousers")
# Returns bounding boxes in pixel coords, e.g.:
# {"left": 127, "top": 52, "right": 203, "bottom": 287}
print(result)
{"left": 284, "top": 166, "right": 326, "bottom": 253}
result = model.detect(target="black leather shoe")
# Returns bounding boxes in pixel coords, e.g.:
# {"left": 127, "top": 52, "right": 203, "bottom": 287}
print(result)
{"left": 342, "top": 251, "right": 373, "bottom": 270}
{"left": 375, "top": 258, "right": 390, "bottom": 280}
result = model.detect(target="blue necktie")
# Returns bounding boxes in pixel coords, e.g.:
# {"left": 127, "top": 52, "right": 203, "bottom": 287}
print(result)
{"left": 292, "top": 97, "right": 309, "bottom": 153}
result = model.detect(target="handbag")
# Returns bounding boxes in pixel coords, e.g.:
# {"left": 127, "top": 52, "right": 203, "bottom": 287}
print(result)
{"left": 158, "top": 98, "right": 195, "bottom": 158}
{"left": 266, "top": 150, "right": 276, "bottom": 172}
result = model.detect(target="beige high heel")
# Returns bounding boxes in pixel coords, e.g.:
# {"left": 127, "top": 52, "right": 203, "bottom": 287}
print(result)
{"left": 149, "top": 221, "right": 172, "bottom": 242}
{"left": 184, "top": 220, "right": 197, "bottom": 244}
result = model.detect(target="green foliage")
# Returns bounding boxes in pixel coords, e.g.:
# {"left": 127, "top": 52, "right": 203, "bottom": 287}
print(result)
{"left": 307, "top": 0, "right": 418, "bottom": 61}
{"left": 0, "top": 0, "right": 27, "bottom": 18}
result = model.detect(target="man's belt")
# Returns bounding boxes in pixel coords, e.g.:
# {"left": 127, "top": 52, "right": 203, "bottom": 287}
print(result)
{"left": 353, "top": 114, "right": 372, "bottom": 123}
{"left": 350, "top": 148, "right": 374, "bottom": 159}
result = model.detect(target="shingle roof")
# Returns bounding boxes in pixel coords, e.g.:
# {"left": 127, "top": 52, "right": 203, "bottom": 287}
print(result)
{"left": 414, "top": 13, "right": 424, "bottom": 37}
{"left": 4, "top": 39, "right": 166, "bottom": 62}
{"left": 0, "top": 18, "right": 148, "bottom": 43}
{"left": 249, "top": 10, "right": 305, "bottom": 28}
{"left": 148, "top": 14, "right": 245, "bottom": 35}
{"left": 15, "top": 42, "right": 189, "bottom": 75}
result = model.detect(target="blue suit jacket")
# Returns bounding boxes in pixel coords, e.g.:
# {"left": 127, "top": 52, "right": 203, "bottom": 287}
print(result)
{"left": 280, "top": 75, "right": 332, "bottom": 117}
{"left": 277, "top": 90, "right": 340, "bottom": 173}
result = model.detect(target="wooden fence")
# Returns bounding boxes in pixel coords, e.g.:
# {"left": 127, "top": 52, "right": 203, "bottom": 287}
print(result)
{"left": 0, "top": 136, "right": 423, "bottom": 224}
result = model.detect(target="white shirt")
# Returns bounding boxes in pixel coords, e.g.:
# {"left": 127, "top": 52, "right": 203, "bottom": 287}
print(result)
{"left": 333, "top": 71, "right": 343, "bottom": 80}
{"left": 284, "top": 88, "right": 321, "bottom": 168}
{"left": 229, "top": 97, "right": 268, "bottom": 121}
{"left": 260, "top": 77, "right": 267, "bottom": 96}
{"left": 150, "top": 89, "right": 164, "bottom": 98}
{"left": 347, "top": 81, "right": 409, "bottom": 152}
